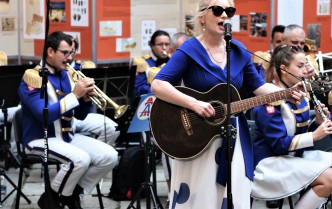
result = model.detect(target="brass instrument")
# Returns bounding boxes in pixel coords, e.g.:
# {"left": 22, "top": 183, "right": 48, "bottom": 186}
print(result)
{"left": 66, "top": 63, "right": 127, "bottom": 119}
{"left": 304, "top": 38, "right": 319, "bottom": 76}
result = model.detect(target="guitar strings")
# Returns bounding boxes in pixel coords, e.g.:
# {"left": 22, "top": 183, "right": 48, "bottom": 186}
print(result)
{"left": 184, "top": 88, "right": 296, "bottom": 124}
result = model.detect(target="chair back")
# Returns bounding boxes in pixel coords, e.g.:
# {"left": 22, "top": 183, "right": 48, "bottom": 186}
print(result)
{"left": 12, "top": 108, "right": 24, "bottom": 156}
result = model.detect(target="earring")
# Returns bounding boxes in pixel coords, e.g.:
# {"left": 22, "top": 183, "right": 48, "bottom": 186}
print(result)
{"left": 202, "top": 23, "right": 205, "bottom": 32}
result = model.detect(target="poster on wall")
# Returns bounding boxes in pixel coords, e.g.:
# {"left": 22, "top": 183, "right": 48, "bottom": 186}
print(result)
{"left": 141, "top": 20, "right": 156, "bottom": 51}
{"left": 64, "top": 31, "right": 81, "bottom": 54}
{"left": 307, "top": 24, "right": 321, "bottom": 48}
{"left": 317, "top": 0, "right": 330, "bottom": 16}
{"left": 0, "top": 0, "right": 10, "bottom": 13}
{"left": 240, "top": 15, "right": 248, "bottom": 32}
{"left": 278, "top": 0, "right": 303, "bottom": 26}
{"left": 99, "top": 20, "right": 122, "bottom": 36}
{"left": 49, "top": 1, "right": 66, "bottom": 23}
{"left": 249, "top": 12, "right": 267, "bottom": 37}
{"left": 1, "top": 17, "right": 15, "bottom": 32}
{"left": 230, "top": 15, "right": 240, "bottom": 32}
{"left": 116, "top": 38, "right": 136, "bottom": 52}
{"left": 23, "top": 0, "right": 45, "bottom": 39}
{"left": 71, "top": 0, "right": 88, "bottom": 27}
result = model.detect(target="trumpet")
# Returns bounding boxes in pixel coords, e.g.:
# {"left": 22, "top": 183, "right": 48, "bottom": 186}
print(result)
{"left": 66, "top": 63, "right": 127, "bottom": 119}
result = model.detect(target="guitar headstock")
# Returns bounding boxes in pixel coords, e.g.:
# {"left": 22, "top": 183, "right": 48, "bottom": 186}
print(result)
{"left": 310, "top": 76, "right": 332, "bottom": 95}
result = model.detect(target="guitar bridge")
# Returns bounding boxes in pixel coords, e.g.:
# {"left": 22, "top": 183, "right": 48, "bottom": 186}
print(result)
{"left": 181, "top": 108, "right": 193, "bottom": 136}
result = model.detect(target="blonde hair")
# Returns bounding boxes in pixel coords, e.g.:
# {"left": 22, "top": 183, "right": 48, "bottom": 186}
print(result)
{"left": 188, "top": 0, "right": 235, "bottom": 36}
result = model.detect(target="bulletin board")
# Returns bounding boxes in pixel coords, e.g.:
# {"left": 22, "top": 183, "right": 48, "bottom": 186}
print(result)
{"left": 301, "top": 0, "right": 332, "bottom": 53}
{"left": 33, "top": 0, "right": 93, "bottom": 60}
{"left": 96, "top": 0, "right": 131, "bottom": 60}
{"left": 232, "top": 0, "right": 271, "bottom": 52}
{"left": 33, "top": 0, "right": 131, "bottom": 61}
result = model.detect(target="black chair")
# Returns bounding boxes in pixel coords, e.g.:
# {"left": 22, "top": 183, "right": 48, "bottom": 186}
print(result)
{"left": 12, "top": 108, "right": 105, "bottom": 209}
{"left": 247, "top": 120, "right": 295, "bottom": 209}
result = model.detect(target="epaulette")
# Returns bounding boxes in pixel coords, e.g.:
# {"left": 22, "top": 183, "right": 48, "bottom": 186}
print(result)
{"left": 252, "top": 51, "right": 271, "bottom": 71}
{"left": 147, "top": 67, "right": 161, "bottom": 84}
{"left": 82, "top": 60, "right": 96, "bottom": 69}
{"left": 76, "top": 60, "right": 82, "bottom": 65}
{"left": 132, "top": 56, "right": 149, "bottom": 72}
{"left": 23, "top": 65, "right": 42, "bottom": 88}
{"left": 143, "top": 53, "right": 151, "bottom": 59}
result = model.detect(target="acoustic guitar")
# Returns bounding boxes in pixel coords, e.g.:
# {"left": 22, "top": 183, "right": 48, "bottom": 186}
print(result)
{"left": 150, "top": 79, "right": 331, "bottom": 160}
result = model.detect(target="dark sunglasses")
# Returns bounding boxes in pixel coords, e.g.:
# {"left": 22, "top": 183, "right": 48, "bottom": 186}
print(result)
{"left": 279, "top": 45, "right": 302, "bottom": 65}
{"left": 201, "top": 6, "right": 236, "bottom": 18}
{"left": 56, "top": 49, "right": 75, "bottom": 57}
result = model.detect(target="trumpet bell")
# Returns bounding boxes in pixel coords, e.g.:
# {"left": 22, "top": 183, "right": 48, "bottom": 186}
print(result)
{"left": 114, "top": 105, "right": 128, "bottom": 119}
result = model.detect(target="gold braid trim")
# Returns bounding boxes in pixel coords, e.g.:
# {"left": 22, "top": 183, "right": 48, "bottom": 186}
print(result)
{"left": 23, "top": 68, "right": 42, "bottom": 88}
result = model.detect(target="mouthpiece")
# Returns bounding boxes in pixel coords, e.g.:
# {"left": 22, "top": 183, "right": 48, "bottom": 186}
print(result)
{"left": 162, "top": 50, "right": 170, "bottom": 58}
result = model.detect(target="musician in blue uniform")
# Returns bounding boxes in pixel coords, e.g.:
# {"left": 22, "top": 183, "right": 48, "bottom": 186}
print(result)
{"left": 134, "top": 30, "right": 170, "bottom": 95}
{"left": 150, "top": 0, "right": 304, "bottom": 208}
{"left": 68, "top": 37, "right": 120, "bottom": 147}
{"left": 251, "top": 45, "right": 332, "bottom": 209}
{"left": 18, "top": 31, "right": 118, "bottom": 209}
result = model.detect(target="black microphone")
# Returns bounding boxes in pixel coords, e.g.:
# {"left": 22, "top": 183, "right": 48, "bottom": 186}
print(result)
{"left": 223, "top": 20, "right": 232, "bottom": 41}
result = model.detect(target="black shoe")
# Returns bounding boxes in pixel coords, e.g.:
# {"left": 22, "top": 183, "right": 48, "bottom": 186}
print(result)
{"left": 59, "top": 185, "right": 83, "bottom": 209}
{"left": 59, "top": 194, "right": 82, "bottom": 209}
{"left": 37, "top": 190, "right": 63, "bottom": 209}
{"left": 266, "top": 200, "right": 280, "bottom": 208}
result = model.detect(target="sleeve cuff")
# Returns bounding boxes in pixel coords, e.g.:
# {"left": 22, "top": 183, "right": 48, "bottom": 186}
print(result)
{"left": 60, "top": 92, "right": 79, "bottom": 114}
{"left": 289, "top": 132, "right": 314, "bottom": 151}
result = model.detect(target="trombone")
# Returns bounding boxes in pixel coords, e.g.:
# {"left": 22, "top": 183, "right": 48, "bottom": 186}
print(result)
{"left": 66, "top": 63, "right": 127, "bottom": 119}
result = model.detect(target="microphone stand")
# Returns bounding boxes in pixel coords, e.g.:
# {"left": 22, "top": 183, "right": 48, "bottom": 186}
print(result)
{"left": 39, "top": 0, "right": 54, "bottom": 208}
{"left": 224, "top": 32, "right": 234, "bottom": 209}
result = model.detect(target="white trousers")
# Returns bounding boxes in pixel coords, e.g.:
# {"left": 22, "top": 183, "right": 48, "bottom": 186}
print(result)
{"left": 73, "top": 113, "right": 120, "bottom": 146}
{"left": 26, "top": 134, "right": 118, "bottom": 196}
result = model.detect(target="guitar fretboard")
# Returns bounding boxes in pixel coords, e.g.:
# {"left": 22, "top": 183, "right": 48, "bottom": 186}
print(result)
{"left": 229, "top": 87, "right": 296, "bottom": 114}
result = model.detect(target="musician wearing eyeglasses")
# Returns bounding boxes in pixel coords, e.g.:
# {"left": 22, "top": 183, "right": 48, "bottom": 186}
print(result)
{"left": 18, "top": 31, "right": 118, "bottom": 209}
{"left": 66, "top": 35, "right": 120, "bottom": 148}
{"left": 133, "top": 30, "right": 171, "bottom": 95}
{"left": 150, "top": 0, "right": 304, "bottom": 209}
{"left": 251, "top": 45, "right": 332, "bottom": 209}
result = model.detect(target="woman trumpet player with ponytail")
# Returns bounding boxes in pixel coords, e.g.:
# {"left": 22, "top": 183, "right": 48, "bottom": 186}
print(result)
{"left": 251, "top": 45, "right": 332, "bottom": 209}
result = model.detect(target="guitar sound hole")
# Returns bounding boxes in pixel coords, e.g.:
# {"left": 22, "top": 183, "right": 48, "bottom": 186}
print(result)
{"left": 205, "top": 101, "right": 225, "bottom": 126}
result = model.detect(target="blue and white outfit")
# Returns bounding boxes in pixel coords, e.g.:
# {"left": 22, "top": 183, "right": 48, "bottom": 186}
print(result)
{"left": 251, "top": 84, "right": 332, "bottom": 200}
{"left": 18, "top": 64, "right": 118, "bottom": 196}
{"left": 154, "top": 37, "right": 265, "bottom": 209}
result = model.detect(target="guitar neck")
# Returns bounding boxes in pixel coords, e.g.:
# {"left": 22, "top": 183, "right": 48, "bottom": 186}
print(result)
{"left": 230, "top": 87, "right": 296, "bottom": 114}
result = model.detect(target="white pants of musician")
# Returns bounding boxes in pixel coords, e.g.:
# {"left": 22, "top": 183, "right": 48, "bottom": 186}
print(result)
{"left": 26, "top": 134, "right": 118, "bottom": 196}
{"left": 73, "top": 113, "right": 120, "bottom": 146}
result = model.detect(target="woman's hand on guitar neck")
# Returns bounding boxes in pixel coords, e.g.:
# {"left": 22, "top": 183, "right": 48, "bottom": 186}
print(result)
{"left": 289, "top": 82, "right": 307, "bottom": 106}
{"left": 192, "top": 100, "right": 215, "bottom": 118}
